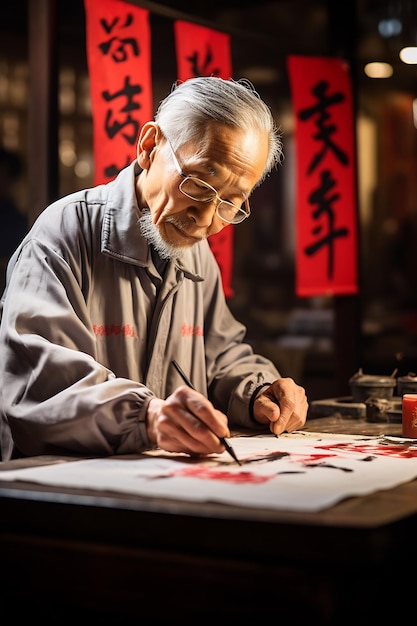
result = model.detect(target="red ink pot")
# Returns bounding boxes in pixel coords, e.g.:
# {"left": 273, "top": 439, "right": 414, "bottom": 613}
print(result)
{"left": 402, "top": 394, "right": 417, "bottom": 438}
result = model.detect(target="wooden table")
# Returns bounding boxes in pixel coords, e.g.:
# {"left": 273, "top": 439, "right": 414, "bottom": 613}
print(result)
{"left": 0, "top": 414, "right": 414, "bottom": 624}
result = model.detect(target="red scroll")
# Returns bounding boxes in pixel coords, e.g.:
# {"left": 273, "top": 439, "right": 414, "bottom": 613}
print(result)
{"left": 84, "top": 0, "right": 153, "bottom": 186}
{"left": 287, "top": 55, "right": 359, "bottom": 297}
{"left": 174, "top": 20, "right": 234, "bottom": 298}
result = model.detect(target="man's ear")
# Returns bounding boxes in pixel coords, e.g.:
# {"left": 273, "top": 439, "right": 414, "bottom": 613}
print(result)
{"left": 137, "top": 122, "right": 160, "bottom": 169}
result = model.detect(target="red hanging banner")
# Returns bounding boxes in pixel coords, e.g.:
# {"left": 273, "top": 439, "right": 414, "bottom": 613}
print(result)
{"left": 84, "top": 0, "right": 153, "bottom": 185}
{"left": 287, "top": 55, "right": 359, "bottom": 297}
{"left": 174, "top": 20, "right": 234, "bottom": 298}
{"left": 174, "top": 21, "right": 232, "bottom": 82}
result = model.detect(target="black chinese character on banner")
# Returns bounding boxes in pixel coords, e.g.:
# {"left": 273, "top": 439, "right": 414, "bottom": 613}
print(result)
{"left": 299, "top": 80, "right": 349, "bottom": 175}
{"left": 98, "top": 14, "right": 139, "bottom": 62}
{"left": 299, "top": 79, "right": 350, "bottom": 279}
{"left": 304, "top": 170, "right": 348, "bottom": 279}
{"left": 96, "top": 11, "right": 145, "bottom": 179}
{"left": 186, "top": 44, "right": 220, "bottom": 77}
{"left": 104, "top": 156, "right": 131, "bottom": 180}
{"left": 102, "top": 76, "right": 141, "bottom": 144}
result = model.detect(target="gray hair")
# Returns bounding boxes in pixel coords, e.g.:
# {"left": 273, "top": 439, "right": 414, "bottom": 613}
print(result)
{"left": 154, "top": 76, "right": 282, "bottom": 184}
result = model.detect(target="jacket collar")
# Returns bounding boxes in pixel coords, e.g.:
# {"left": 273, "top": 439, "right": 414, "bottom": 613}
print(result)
{"left": 100, "top": 160, "right": 203, "bottom": 281}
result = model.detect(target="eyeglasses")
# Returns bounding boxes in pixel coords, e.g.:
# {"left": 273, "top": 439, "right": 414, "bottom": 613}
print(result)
{"left": 165, "top": 139, "right": 251, "bottom": 225}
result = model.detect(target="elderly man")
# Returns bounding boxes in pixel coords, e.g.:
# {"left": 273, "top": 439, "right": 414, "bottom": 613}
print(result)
{"left": 0, "top": 76, "right": 308, "bottom": 462}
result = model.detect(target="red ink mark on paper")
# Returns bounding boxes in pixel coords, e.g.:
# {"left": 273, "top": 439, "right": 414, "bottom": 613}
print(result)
{"left": 292, "top": 452, "right": 338, "bottom": 464}
{"left": 316, "top": 442, "right": 417, "bottom": 459}
{"left": 174, "top": 466, "right": 272, "bottom": 484}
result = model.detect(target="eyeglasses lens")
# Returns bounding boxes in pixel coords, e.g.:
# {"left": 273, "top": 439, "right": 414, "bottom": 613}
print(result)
{"left": 179, "top": 177, "right": 247, "bottom": 224}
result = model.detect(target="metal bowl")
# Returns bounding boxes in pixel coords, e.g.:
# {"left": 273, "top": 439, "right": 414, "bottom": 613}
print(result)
{"left": 349, "top": 374, "right": 396, "bottom": 404}
{"left": 397, "top": 373, "right": 417, "bottom": 396}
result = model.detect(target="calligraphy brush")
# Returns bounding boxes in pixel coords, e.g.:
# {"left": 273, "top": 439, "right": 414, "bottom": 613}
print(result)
{"left": 171, "top": 360, "right": 242, "bottom": 466}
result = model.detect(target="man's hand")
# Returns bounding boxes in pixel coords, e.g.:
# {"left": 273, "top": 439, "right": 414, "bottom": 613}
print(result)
{"left": 252, "top": 378, "right": 308, "bottom": 436}
{"left": 146, "top": 386, "right": 230, "bottom": 456}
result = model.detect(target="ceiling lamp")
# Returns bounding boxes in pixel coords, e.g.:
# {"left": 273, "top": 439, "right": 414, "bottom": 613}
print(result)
{"left": 399, "top": 46, "right": 417, "bottom": 63}
{"left": 364, "top": 62, "right": 394, "bottom": 78}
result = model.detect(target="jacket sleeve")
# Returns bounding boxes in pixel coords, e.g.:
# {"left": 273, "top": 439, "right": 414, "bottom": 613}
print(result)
{"left": 200, "top": 245, "right": 281, "bottom": 430}
{"left": 0, "top": 239, "right": 154, "bottom": 460}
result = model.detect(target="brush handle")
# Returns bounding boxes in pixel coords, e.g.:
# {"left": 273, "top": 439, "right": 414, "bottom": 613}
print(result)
{"left": 171, "top": 360, "right": 242, "bottom": 465}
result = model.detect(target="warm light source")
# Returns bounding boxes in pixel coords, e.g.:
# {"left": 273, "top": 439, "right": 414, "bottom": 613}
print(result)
{"left": 364, "top": 62, "right": 393, "bottom": 78}
{"left": 413, "top": 99, "right": 417, "bottom": 129}
{"left": 399, "top": 46, "right": 417, "bottom": 64}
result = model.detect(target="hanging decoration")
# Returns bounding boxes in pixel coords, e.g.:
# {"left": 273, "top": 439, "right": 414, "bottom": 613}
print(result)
{"left": 174, "top": 20, "right": 234, "bottom": 298}
{"left": 287, "top": 55, "right": 359, "bottom": 297}
{"left": 84, "top": 0, "right": 153, "bottom": 185}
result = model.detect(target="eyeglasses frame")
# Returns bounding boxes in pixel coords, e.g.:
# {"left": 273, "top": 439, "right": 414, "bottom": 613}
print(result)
{"left": 165, "top": 138, "right": 251, "bottom": 225}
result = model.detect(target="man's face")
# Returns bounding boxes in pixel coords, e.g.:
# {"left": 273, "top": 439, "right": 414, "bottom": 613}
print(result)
{"left": 137, "top": 123, "right": 268, "bottom": 252}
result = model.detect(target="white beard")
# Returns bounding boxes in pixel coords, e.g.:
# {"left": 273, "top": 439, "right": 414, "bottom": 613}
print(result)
{"left": 138, "top": 209, "right": 187, "bottom": 260}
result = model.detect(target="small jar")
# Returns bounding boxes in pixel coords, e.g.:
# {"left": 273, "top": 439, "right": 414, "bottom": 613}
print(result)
{"left": 397, "top": 373, "right": 417, "bottom": 396}
{"left": 349, "top": 373, "right": 396, "bottom": 404}
{"left": 402, "top": 393, "right": 417, "bottom": 438}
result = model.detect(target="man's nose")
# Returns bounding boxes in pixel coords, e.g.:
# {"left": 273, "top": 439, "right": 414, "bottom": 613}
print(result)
{"left": 186, "top": 198, "right": 218, "bottom": 227}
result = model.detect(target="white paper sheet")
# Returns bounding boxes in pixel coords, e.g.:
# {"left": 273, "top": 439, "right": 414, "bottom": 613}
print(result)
{"left": 2, "top": 431, "right": 417, "bottom": 512}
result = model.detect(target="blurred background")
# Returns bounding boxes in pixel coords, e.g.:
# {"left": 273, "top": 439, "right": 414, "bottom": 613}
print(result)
{"left": 1, "top": 0, "right": 417, "bottom": 401}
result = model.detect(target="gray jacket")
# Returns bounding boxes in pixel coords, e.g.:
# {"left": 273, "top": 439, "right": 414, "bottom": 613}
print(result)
{"left": 0, "top": 161, "right": 279, "bottom": 461}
